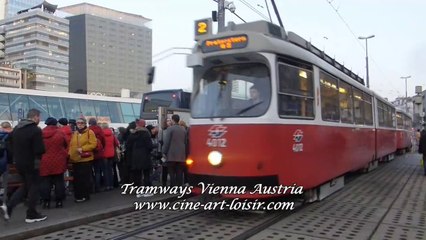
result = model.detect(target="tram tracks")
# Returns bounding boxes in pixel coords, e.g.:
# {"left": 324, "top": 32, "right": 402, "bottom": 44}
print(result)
{"left": 28, "top": 194, "right": 306, "bottom": 240}
{"left": 107, "top": 195, "right": 305, "bottom": 240}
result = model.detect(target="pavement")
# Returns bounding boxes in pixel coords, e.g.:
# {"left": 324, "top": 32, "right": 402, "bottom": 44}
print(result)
{"left": 249, "top": 152, "right": 426, "bottom": 240}
{"left": 0, "top": 188, "right": 176, "bottom": 240}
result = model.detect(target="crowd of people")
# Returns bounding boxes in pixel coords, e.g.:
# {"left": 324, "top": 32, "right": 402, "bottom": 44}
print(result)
{"left": 0, "top": 108, "right": 189, "bottom": 223}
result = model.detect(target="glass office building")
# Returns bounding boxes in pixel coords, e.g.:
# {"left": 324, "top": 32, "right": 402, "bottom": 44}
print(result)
{"left": 0, "top": 2, "right": 69, "bottom": 92}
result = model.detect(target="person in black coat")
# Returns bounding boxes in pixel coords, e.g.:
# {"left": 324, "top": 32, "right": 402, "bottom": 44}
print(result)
{"left": 1, "top": 109, "right": 47, "bottom": 223}
{"left": 419, "top": 126, "right": 426, "bottom": 176}
{"left": 125, "top": 119, "right": 153, "bottom": 188}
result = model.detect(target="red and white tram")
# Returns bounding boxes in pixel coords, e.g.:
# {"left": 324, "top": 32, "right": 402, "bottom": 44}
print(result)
{"left": 395, "top": 109, "right": 413, "bottom": 153}
{"left": 186, "top": 20, "right": 403, "bottom": 200}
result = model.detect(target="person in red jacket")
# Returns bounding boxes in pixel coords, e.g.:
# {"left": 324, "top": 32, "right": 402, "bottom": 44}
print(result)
{"left": 40, "top": 117, "right": 68, "bottom": 208}
{"left": 88, "top": 118, "right": 106, "bottom": 192}
{"left": 101, "top": 123, "right": 119, "bottom": 190}
{"left": 58, "top": 118, "right": 72, "bottom": 145}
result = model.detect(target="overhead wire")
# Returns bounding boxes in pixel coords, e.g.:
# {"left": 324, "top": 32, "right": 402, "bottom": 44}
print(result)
{"left": 238, "top": 0, "right": 270, "bottom": 21}
{"left": 324, "top": 0, "right": 402, "bottom": 97}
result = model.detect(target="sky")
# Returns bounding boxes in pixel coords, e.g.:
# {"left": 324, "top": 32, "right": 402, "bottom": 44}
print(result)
{"left": 49, "top": 0, "right": 426, "bottom": 101}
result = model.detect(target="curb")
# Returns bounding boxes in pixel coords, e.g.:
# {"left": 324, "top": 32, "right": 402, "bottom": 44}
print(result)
{"left": 0, "top": 195, "right": 179, "bottom": 240}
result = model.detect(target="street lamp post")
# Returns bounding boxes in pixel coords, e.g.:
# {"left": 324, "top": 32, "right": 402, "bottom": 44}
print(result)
{"left": 400, "top": 75, "right": 411, "bottom": 112}
{"left": 358, "top": 35, "right": 375, "bottom": 88}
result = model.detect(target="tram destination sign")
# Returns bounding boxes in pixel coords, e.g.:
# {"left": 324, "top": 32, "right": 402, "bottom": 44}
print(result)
{"left": 201, "top": 35, "right": 248, "bottom": 53}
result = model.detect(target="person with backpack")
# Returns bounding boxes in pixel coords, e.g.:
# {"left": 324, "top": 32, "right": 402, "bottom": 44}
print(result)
{"left": 0, "top": 122, "right": 12, "bottom": 208}
{"left": 88, "top": 118, "right": 105, "bottom": 192}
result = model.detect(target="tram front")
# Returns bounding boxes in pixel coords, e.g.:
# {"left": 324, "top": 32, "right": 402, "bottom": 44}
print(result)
{"left": 186, "top": 22, "right": 283, "bottom": 197}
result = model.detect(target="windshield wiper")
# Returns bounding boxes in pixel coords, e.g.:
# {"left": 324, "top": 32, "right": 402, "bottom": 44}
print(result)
{"left": 237, "top": 101, "right": 263, "bottom": 115}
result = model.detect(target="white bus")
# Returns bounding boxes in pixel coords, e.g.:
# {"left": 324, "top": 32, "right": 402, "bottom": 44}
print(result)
{"left": 0, "top": 86, "right": 140, "bottom": 129}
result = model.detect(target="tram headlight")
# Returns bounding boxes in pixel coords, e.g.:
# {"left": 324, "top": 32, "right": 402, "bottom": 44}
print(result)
{"left": 208, "top": 151, "right": 222, "bottom": 166}
{"left": 186, "top": 158, "right": 194, "bottom": 167}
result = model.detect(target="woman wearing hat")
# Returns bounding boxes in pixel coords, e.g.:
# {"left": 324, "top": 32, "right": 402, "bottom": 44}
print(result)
{"left": 68, "top": 118, "right": 97, "bottom": 202}
{"left": 40, "top": 117, "right": 68, "bottom": 208}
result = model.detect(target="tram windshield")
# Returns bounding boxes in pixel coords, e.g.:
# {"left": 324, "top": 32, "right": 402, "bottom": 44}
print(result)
{"left": 192, "top": 63, "right": 271, "bottom": 118}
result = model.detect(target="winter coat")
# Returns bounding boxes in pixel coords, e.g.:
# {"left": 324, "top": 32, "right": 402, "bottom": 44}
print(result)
{"left": 0, "top": 130, "right": 12, "bottom": 163}
{"left": 103, "top": 128, "right": 119, "bottom": 158}
{"left": 125, "top": 127, "right": 153, "bottom": 170}
{"left": 162, "top": 124, "right": 187, "bottom": 163}
{"left": 11, "top": 119, "right": 45, "bottom": 172}
{"left": 419, "top": 130, "right": 426, "bottom": 155}
{"left": 0, "top": 130, "right": 12, "bottom": 174}
{"left": 69, "top": 128, "right": 97, "bottom": 163}
{"left": 40, "top": 126, "right": 68, "bottom": 176}
{"left": 89, "top": 125, "right": 106, "bottom": 159}
{"left": 60, "top": 125, "right": 73, "bottom": 146}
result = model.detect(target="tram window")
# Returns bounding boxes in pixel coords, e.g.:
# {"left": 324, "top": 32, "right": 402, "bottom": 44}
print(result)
{"left": 352, "top": 88, "right": 364, "bottom": 125}
{"left": 339, "top": 81, "right": 353, "bottom": 124}
{"left": 278, "top": 63, "right": 314, "bottom": 118}
{"left": 191, "top": 63, "right": 271, "bottom": 118}
{"left": 377, "top": 101, "right": 385, "bottom": 127}
{"left": 320, "top": 72, "right": 340, "bottom": 122}
{"left": 28, "top": 96, "right": 49, "bottom": 120}
{"left": 405, "top": 117, "right": 412, "bottom": 130}
{"left": 363, "top": 93, "right": 373, "bottom": 126}
{"left": 396, "top": 113, "right": 403, "bottom": 129}
{"left": 0, "top": 93, "right": 11, "bottom": 121}
{"left": 9, "top": 94, "right": 29, "bottom": 121}
{"left": 389, "top": 107, "right": 396, "bottom": 128}
{"left": 46, "top": 97, "right": 64, "bottom": 119}
{"left": 62, "top": 98, "right": 82, "bottom": 120}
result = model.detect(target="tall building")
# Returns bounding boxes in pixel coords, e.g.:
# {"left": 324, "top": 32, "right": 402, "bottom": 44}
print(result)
{"left": 0, "top": 0, "right": 43, "bottom": 19}
{"left": 59, "top": 3, "right": 152, "bottom": 97}
{"left": 0, "top": 1, "right": 69, "bottom": 92}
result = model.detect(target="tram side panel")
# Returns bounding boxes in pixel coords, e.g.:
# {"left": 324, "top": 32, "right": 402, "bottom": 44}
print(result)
{"left": 396, "top": 130, "right": 412, "bottom": 151}
{"left": 188, "top": 123, "right": 375, "bottom": 192}
{"left": 375, "top": 128, "right": 397, "bottom": 160}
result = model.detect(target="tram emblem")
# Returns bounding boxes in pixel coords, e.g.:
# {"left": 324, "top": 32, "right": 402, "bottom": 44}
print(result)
{"left": 207, "top": 125, "right": 227, "bottom": 147}
{"left": 292, "top": 129, "right": 304, "bottom": 152}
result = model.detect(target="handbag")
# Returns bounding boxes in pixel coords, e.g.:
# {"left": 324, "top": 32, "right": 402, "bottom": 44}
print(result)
{"left": 77, "top": 132, "right": 92, "bottom": 158}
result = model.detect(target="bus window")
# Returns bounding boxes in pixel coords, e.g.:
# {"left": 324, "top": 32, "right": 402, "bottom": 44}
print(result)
{"left": 46, "top": 97, "right": 64, "bottom": 119}
{"left": 79, "top": 99, "right": 97, "bottom": 120}
{"left": 9, "top": 94, "right": 29, "bottom": 121}
{"left": 132, "top": 103, "right": 141, "bottom": 118}
{"left": 0, "top": 93, "right": 11, "bottom": 121}
{"left": 28, "top": 96, "right": 49, "bottom": 120}
{"left": 93, "top": 100, "right": 111, "bottom": 122}
{"left": 142, "top": 92, "right": 178, "bottom": 113}
{"left": 62, "top": 98, "right": 81, "bottom": 120}
{"left": 108, "top": 102, "right": 124, "bottom": 123}
{"left": 121, "top": 102, "right": 136, "bottom": 123}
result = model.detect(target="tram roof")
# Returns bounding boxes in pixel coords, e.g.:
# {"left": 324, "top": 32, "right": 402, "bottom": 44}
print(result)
{"left": 191, "top": 20, "right": 371, "bottom": 92}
